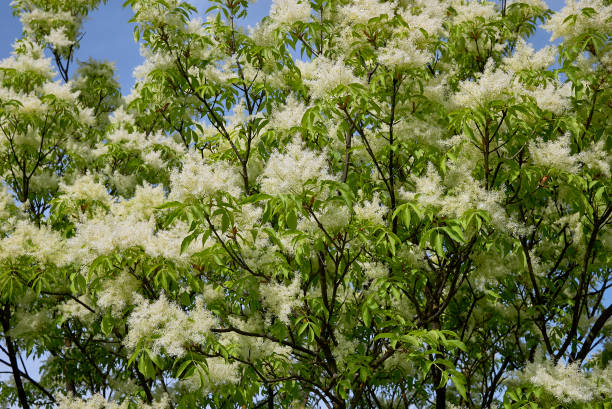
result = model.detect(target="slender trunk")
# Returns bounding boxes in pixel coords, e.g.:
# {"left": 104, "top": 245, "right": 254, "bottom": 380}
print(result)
{"left": 267, "top": 385, "right": 274, "bottom": 409}
{"left": 431, "top": 317, "right": 446, "bottom": 409}
{"left": 1, "top": 305, "right": 30, "bottom": 409}
{"left": 61, "top": 323, "right": 76, "bottom": 395}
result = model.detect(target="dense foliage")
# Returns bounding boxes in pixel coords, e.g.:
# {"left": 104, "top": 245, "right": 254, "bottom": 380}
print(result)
{"left": 0, "top": 0, "right": 611, "bottom": 408}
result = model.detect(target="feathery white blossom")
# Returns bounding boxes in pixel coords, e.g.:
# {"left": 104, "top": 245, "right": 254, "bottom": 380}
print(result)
{"left": 57, "top": 394, "right": 169, "bottom": 409}
{"left": 42, "top": 81, "right": 80, "bottom": 100}
{"left": 169, "top": 152, "right": 242, "bottom": 200}
{"left": 503, "top": 39, "right": 556, "bottom": 72}
{"left": 59, "top": 173, "right": 110, "bottom": 205}
{"left": 452, "top": 60, "right": 515, "bottom": 108}
{"left": 268, "top": 94, "right": 308, "bottom": 130}
{"left": 125, "top": 294, "right": 216, "bottom": 356}
{"left": 296, "top": 57, "right": 363, "bottom": 99}
{"left": 398, "top": 0, "right": 445, "bottom": 37}
{"left": 270, "top": 0, "right": 311, "bottom": 24}
{"left": 452, "top": 0, "right": 498, "bottom": 24}
{"left": 338, "top": 0, "right": 396, "bottom": 24}
{"left": 44, "top": 27, "right": 73, "bottom": 48}
{"left": 525, "top": 80, "right": 573, "bottom": 114}
{"left": 0, "top": 43, "right": 54, "bottom": 78}
{"left": 577, "top": 139, "right": 611, "bottom": 178}
{"left": 543, "top": 0, "right": 612, "bottom": 42}
{"left": 259, "top": 138, "right": 335, "bottom": 195}
{"left": 377, "top": 36, "right": 430, "bottom": 69}
{"left": 181, "top": 357, "right": 241, "bottom": 392}
{"left": 531, "top": 133, "right": 578, "bottom": 173}
{"left": 522, "top": 360, "right": 596, "bottom": 403}
{"left": 0, "top": 220, "right": 66, "bottom": 265}
{"left": 354, "top": 192, "right": 387, "bottom": 224}
{"left": 259, "top": 276, "right": 301, "bottom": 324}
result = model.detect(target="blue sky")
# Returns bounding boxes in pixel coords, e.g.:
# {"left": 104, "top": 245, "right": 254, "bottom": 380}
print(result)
{"left": 1, "top": 0, "right": 562, "bottom": 95}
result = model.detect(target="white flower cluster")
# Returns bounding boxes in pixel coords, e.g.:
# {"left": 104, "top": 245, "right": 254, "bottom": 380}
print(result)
{"left": 531, "top": 133, "right": 578, "bottom": 174}
{"left": 131, "top": 0, "right": 185, "bottom": 29}
{"left": 338, "top": 0, "right": 396, "bottom": 24}
{"left": 59, "top": 173, "right": 111, "bottom": 205}
{"left": 543, "top": 0, "right": 612, "bottom": 42}
{"left": 361, "top": 261, "right": 387, "bottom": 280}
{"left": 524, "top": 80, "right": 573, "bottom": 115}
{"left": 142, "top": 149, "right": 165, "bottom": 169}
{"left": 522, "top": 360, "right": 612, "bottom": 403}
{"left": 67, "top": 215, "right": 157, "bottom": 265}
{"left": 507, "top": 0, "right": 548, "bottom": 8}
{"left": 296, "top": 57, "right": 363, "bottom": 99}
{"left": 470, "top": 249, "right": 521, "bottom": 290}
{"left": 132, "top": 46, "right": 175, "bottom": 80}
{"left": 181, "top": 357, "right": 241, "bottom": 392}
{"left": 58, "top": 294, "right": 95, "bottom": 322}
{"left": 0, "top": 42, "right": 55, "bottom": 78}
{"left": 67, "top": 213, "right": 210, "bottom": 265}
{"left": 0, "top": 220, "right": 66, "bottom": 265}
{"left": 105, "top": 128, "right": 148, "bottom": 148}
{"left": 18, "top": 7, "right": 77, "bottom": 29}
{"left": 259, "top": 138, "right": 335, "bottom": 195}
{"left": 354, "top": 191, "right": 387, "bottom": 225}
{"left": 42, "top": 81, "right": 80, "bottom": 101}
{"left": 9, "top": 306, "right": 52, "bottom": 338}
{"left": 44, "top": 27, "right": 73, "bottom": 49}
{"left": 332, "top": 331, "right": 360, "bottom": 368}
{"left": 269, "top": 0, "right": 311, "bottom": 25}
{"left": 249, "top": 20, "right": 279, "bottom": 47}
{"left": 125, "top": 294, "right": 216, "bottom": 357}
{"left": 397, "top": 0, "right": 446, "bottom": 38}
{"left": 185, "top": 17, "right": 205, "bottom": 36}
{"left": 400, "top": 162, "right": 442, "bottom": 207}
{"left": 502, "top": 39, "right": 556, "bottom": 72}
{"left": 402, "top": 161, "right": 528, "bottom": 236}
{"left": 97, "top": 271, "right": 142, "bottom": 317}
{"left": 66, "top": 183, "right": 213, "bottom": 265}
{"left": 56, "top": 394, "right": 168, "bottom": 409}
{"left": 259, "top": 276, "right": 301, "bottom": 324}
{"left": 169, "top": 152, "right": 242, "bottom": 201}
{"left": 316, "top": 203, "right": 351, "bottom": 233}
{"left": 0, "top": 186, "right": 16, "bottom": 233}
{"left": 267, "top": 94, "right": 309, "bottom": 130}
{"left": 94, "top": 125, "right": 184, "bottom": 172}
{"left": 219, "top": 315, "right": 293, "bottom": 361}
{"left": 577, "top": 139, "right": 611, "bottom": 178}
{"left": 452, "top": 60, "right": 515, "bottom": 109}
{"left": 452, "top": 0, "right": 498, "bottom": 25}
{"left": 395, "top": 115, "right": 445, "bottom": 147}
{"left": 377, "top": 35, "right": 430, "bottom": 70}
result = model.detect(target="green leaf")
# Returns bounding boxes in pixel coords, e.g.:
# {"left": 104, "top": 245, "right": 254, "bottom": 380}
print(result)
{"left": 362, "top": 305, "right": 371, "bottom": 327}
{"left": 452, "top": 374, "right": 467, "bottom": 400}
{"left": 147, "top": 349, "right": 165, "bottom": 370}
{"left": 101, "top": 312, "right": 113, "bottom": 336}
{"left": 286, "top": 209, "right": 297, "bottom": 230}
{"left": 138, "top": 352, "right": 156, "bottom": 379}
{"left": 175, "top": 360, "right": 193, "bottom": 379}
{"left": 297, "top": 319, "right": 309, "bottom": 336}
{"left": 181, "top": 233, "right": 196, "bottom": 254}
{"left": 156, "top": 201, "right": 184, "bottom": 210}
{"left": 443, "top": 224, "right": 465, "bottom": 244}
{"left": 432, "top": 230, "right": 444, "bottom": 257}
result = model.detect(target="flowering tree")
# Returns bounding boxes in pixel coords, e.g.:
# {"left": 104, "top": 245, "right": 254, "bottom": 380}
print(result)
{"left": 0, "top": 0, "right": 611, "bottom": 407}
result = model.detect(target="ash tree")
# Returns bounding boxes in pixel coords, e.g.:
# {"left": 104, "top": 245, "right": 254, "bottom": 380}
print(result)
{"left": 0, "top": 0, "right": 611, "bottom": 408}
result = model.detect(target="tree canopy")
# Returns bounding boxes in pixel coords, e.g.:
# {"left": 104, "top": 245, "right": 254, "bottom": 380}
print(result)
{"left": 0, "top": 0, "right": 611, "bottom": 408}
